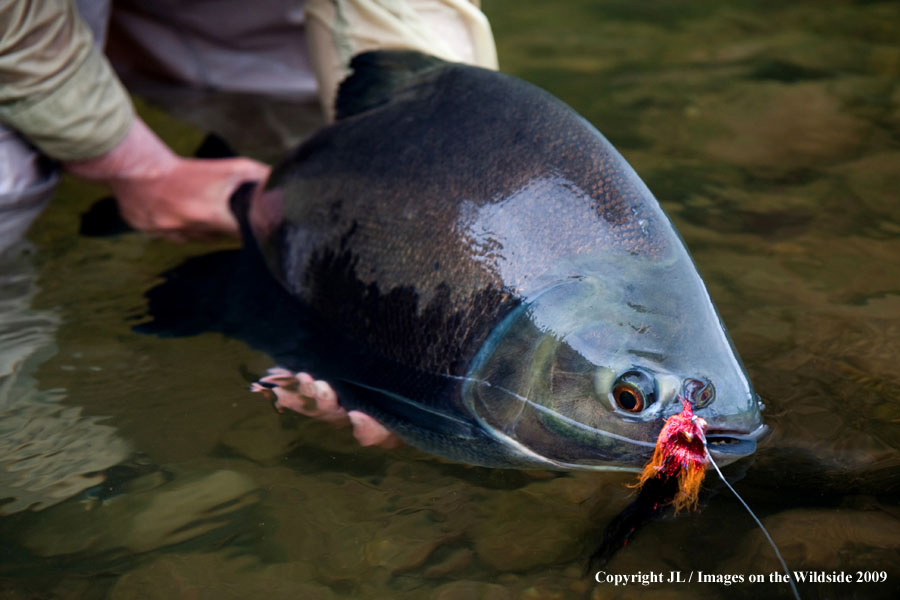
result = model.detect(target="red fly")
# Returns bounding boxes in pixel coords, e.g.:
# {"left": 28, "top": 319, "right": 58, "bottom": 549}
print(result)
{"left": 630, "top": 398, "right": 708, "bottom": 512}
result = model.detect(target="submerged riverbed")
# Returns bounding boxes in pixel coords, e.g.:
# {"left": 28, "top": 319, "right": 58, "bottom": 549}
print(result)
{"left": 2, "top": 1, "right": 899, "bottom": 598}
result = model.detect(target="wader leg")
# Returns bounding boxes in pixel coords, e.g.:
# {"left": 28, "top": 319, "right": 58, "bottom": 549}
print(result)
{"left": 0, "top": 128, "right": 59, "bottom": 254}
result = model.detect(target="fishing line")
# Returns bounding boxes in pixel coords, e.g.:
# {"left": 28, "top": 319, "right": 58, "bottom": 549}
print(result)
{"left": 445, "top": 373, "right": 656, "bottom": 448}
{"left": 704, "top": 446, "right": 801, "bottom": 600}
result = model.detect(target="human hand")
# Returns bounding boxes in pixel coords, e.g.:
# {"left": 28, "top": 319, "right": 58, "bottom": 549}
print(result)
{"left": 65, "top": 117, "right": 269, "bottom": 239}
{"left": 252, "top": 368, "right": 403, "bottom": 449}
{"left": 107, "top": 156, "right": 269, "bottom": 239}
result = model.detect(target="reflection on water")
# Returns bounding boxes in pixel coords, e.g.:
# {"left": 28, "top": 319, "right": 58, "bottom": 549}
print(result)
{"left": 2, "top": 0, "right": 899, "bottom": 598}
{"left": 0, "top": 242, "right": 129, "bottom": 516}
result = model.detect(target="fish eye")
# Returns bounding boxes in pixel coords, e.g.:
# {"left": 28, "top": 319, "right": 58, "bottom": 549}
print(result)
{"left": 613, "top": 383, "right": 644, "bottom": 412}
{"left": 611, "top": 370, "right": 656, "bottom": 413}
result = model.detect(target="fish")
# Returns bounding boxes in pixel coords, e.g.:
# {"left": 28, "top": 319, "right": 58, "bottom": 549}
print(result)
{"left": 236, "top": 50, "right": 768, "bottom": 471}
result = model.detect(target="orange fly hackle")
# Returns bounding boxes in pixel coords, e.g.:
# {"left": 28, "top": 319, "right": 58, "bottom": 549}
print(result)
{"left": 630, "top": 398, "right": 708, "bottom": 512}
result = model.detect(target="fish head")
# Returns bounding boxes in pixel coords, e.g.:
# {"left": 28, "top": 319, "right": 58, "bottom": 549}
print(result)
{"left": 462, "top": 252, "right": 767, "bottom": 472}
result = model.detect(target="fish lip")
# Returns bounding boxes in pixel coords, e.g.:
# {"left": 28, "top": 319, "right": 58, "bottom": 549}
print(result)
{"left": 705, "top": 423, "right": 770, "bottom": 459}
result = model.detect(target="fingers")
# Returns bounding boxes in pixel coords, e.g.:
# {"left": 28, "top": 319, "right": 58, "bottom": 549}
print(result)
{"left": 254, "top": 370, "right": 347, "bottom": 421}
{"left": 110, "top": 156, "right": 271, "bottom": 239}
{"left": 252, "top": 368, "right": 403, "bottom": 449}
{"left": 258, "top": 368, "right": 299, "bottom": 389}
{"left": 348, "top": 411, "right": 404, "bottom": 449}
{"left": 295, "top": 372, "right": 347, "bottom": 423}
{"left": 189, "top": 157, "right": 271, "bottom": 234}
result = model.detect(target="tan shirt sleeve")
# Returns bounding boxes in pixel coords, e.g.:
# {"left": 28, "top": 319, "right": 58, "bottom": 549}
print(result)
{"left": 305, "top": 0, "right": 498, "bottom": 119}
{"left": 0, "top": 0, "right": 133, "bottom": 161}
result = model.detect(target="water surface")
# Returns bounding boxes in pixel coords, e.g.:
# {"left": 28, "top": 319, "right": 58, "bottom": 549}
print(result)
{"left": 1, "top": 1, "right": 899, "bottom": 599}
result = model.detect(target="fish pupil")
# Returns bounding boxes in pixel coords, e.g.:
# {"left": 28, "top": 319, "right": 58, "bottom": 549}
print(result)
{"left": 619, "top": 390, "right": 638, "bottom": 410}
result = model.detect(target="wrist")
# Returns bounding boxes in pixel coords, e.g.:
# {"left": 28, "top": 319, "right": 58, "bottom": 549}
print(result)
{"left": 63, "top": 116, "right": 179, "bottom": 183}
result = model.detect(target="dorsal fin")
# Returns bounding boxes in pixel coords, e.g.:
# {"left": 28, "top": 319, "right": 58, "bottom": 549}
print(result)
{"left": 335, "top": 50, "right": 448, "bottom": 120}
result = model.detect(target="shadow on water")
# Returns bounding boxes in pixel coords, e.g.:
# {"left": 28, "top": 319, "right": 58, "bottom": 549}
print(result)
{"left": 135, "top": 246, "right": 312, "bottom": 371}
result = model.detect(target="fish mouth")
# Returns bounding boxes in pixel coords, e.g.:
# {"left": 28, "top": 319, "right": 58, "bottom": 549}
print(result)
{"left": 705, "top": 423, "right": 769, "bottom": 463}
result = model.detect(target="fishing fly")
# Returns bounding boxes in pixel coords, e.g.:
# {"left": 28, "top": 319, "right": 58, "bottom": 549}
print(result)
{"left": 632, "top": 398, "right": 802, "bottom": 600}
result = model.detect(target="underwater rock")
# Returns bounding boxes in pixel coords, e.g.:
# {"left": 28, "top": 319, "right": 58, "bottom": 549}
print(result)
{"left": 701, "top": 82, "right": 869, "bottom": 170}
{"left": 423, "top": 548, "right": 475, "bottom": 578}
{"left": 519, "top": 575, "right": 586, "bottom": 600}
{"left": 20, "top": 469, "right": 259, "bottom": 556}
{"left": 109, "top": 553, "right": 337, "bottom": 600}
{"left": 832, "top": 151, "right": 900, "bottom": 218}
{"left": 890, "top": 84, "right": 900, "bottom": 133}
{"left": 593, "top": 588, "right": 718, "bottom": 600}
{"left": 471, "top": 503, "right": 584, "bottom": 572}
{"left": 723, "top": 507, "right": 900, "bottom": 574}
{"left": 124, "top": 470, "right": 259, "bottom": 553}
{"left": 261, "top": 464, "right": 472, "bottom": 579}
{"left": 378, "top": 463, "right": 486, "bottom": 533}
{"left": 218, "top": 412, "right": 303, "bottom": 463}
{"left": 469, "top": 474, "right": 626, "bottom": 572}
{"left": 431, "top": 580, "right": 511, "bottom": 600}
{"left": 364, "top": 511, "right": 459, "bottom": 574}
{"left": 256, "top": 471, "right": 389, "bottom": 582}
